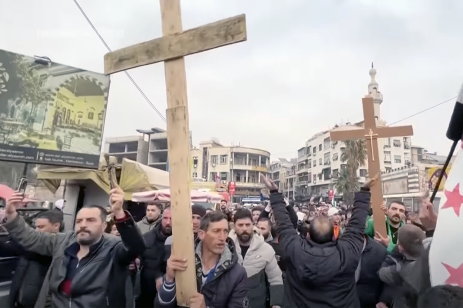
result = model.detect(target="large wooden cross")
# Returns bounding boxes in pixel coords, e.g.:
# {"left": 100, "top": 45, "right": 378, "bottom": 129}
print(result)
{"left": 330, "top": 97, "right": 413, "bottom": 237}
{"left": 104, "top": 1, "right": 247, "bottom": 306}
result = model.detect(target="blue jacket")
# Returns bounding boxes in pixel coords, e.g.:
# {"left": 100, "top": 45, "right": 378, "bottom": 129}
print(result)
{"left": 154, "top": 238, "right": 249, "bottom": 308}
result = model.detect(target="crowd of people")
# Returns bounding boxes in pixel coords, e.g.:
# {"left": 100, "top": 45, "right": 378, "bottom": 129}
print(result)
{"left": 0, "top": 174, "right": 459, "bottom": 308}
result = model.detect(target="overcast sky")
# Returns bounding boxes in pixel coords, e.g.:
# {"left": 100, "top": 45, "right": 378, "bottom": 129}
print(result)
{"left": 2, "top": 0, "right": 462, "bottom": 159}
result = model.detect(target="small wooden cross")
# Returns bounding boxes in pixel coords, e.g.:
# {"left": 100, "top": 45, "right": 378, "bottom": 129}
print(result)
{"left": 104, "top": 1, "right": 247, "bottom": 305}
{"left": 330, "top": 97, "right": 413, "bottom": 237}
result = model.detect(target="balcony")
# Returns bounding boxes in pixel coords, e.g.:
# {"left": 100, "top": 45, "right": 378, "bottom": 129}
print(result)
{"left": 232, "top": 162, "right": 268, "bottom": 172}
{"left": 234, "top": 181, "right": 265, "bottom": 189}
{"left": 297, "top": 180, "right": 308, "bottom": 186}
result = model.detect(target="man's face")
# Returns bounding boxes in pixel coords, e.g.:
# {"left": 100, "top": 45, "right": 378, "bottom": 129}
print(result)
{"left": 220, "top": 201, "right": 227, "bottom": 210}
{"left": 257, "top": 220, "right": 271, "bottom": 240}
{"left": 331, "top": 213, "right": 341, "bottom": 224}
{"left": 387, "top": 202, "right": 406, "bottom": 223}
{"left": 146, "top": 204, "right": 161, "bottom": 221}
{"left": 199, "top": 219, "right": 229, "bottom": 255}
{"left": 161, "top": 209, "right": 172, "bottom": 235}
{"left": 252, "top": 210, "right": 261, "bottom": 224}
{"left": 75, "top": 208, "right": 105, "bottom": 246}
{"left": 35, "top": 218, "right": 60, "bottom": 233}
{"left": 192, "top": 214, "right": 201, "bottom": 233}
{"left": 234, "top": 217, "right": 253, "bottom": 243}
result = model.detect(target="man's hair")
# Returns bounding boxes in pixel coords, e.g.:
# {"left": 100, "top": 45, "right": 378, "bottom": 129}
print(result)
{"left": 146, "top": 202, "right": 162, "bottom": 211}
{"left": 220, "top": 199, "right": 227, "bottom": 203}
{"left": 398, "top": 224, "right": 425, "bottom": 257}
{"left": 257, "top": 217, "right": 272, "bottom": 228}
{"left": 200, "top": 211, "right": 228, "bottom": 231}
{"left": 36, "top": 210, "right": 64, "bottom": 230}
{"left": 81, "top": 205, "right": 107, "bottom": 222}
{"left": 388, "top": 200, "right": 405, "bottom": 208}
{"left": 308, "top": 216, "right": 334, "bottom": 244}
{"left": 417, "top": 285, "right": 463, "bottom": 308}
{"left": 233, "top": 208, "right": 253, "bottom": 223}
{"left": 252, "top": 206, "right": 264, "bottom": 214}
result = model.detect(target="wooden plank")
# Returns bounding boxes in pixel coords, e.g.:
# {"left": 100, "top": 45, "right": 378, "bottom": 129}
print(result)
{"left": 330, "top": 128, "right": 366, "bottom": 141}
{"left": 104, "top": 14, "right": 247, "bottom": 74}
{"left": 362, "top": 97, "right": 376, "bottom": 128}
{"left": 160, "top": 0, "right": 196, "bottom": 305}
{"left": 375, "top": 126, "right": 414, "bottom": 138}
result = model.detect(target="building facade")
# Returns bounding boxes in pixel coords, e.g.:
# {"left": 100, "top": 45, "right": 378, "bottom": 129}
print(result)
{"left": 295, "top": 65, "right": 413, "bottom": 199}
{"left": 191, "top": 140, "right": 270, "bottom": 202}
{"left": 104, "top": 127, "right": 192, "bottom": 171}
{"left": 269, "top": 158, "right": 297, "bottom": 200}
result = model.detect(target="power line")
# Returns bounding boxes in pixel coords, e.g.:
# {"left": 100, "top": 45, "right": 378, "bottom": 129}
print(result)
{"left": 72, "top": 0, "right": 167, "bottom": 123}
{"left": 388, "top": 96, "right": 456, "bottom": 125}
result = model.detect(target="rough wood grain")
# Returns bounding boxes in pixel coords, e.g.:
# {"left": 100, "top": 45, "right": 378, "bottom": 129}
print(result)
{"left": 104, "top": 14, "right": 247, "bottom": 74}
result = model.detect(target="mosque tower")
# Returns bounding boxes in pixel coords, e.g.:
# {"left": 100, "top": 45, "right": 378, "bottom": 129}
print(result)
{"left": 365, "top": 62, "right": 383, "bottom": 121}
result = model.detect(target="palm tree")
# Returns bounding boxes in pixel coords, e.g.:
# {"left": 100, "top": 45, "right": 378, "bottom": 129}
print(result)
{"left": 338, "top": 139, "right": 367, "bottom": 203}
{"left": 333, "top": 168, "right": 360, "bottom": 204}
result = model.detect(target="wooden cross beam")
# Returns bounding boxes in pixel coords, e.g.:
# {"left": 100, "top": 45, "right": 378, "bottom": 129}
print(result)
{"left": 330, "top": 97, "right": 413, "bottom": 237}
{"left": 104, "top": 1, "right": 247, "bottom": 306}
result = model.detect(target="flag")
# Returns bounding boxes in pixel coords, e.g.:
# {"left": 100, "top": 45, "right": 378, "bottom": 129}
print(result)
{"left": 429, "top": 141, "right": 463, "bottom": 286}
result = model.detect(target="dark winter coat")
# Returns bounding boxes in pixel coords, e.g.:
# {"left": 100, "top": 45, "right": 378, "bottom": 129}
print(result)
{"left": 154, "top": 238, "right": 249, "bottom": 308}
{"left": 3, "top": 211, "right": 145, "bottom": 308}
{"left": 271, "top": 189, "right": 370, "bottom": 308}
{"left": 0, "top": 237, "right": 51, "bottom": 308}
{"left": 137, "top": 223, "right": 169, "bottom": 308}
{"left": 356, "top": 236, "right": 389, "bottom": 308}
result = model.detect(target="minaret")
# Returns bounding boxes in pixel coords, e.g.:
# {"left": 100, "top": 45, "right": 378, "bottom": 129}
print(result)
{"left": 366, "top": 62, "right": 383, "bottom": 121}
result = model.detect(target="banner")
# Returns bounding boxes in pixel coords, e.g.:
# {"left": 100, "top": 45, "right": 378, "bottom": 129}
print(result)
{"left": 427, "top": 165, "right": 452, "bottom": 192}
{"left": 0, "top": 49, "right": 110, "bottom": 168}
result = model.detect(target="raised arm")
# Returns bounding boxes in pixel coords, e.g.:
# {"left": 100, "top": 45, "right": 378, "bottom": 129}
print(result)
{"left": 2, "top": 193, "right": 60, "bottom": 256}
{"left": 113, "top": 210, "right": 146, "bottom": 265}
{"left": 338, "top": 188, "right": 370, "bottom": 259}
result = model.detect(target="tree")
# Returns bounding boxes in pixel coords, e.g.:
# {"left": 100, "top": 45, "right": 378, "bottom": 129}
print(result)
{"left": 333, "top": 168, "right": 359, "bottom": 205}
{"left": 338, "top": 139, "right": 367, "bottom": 204}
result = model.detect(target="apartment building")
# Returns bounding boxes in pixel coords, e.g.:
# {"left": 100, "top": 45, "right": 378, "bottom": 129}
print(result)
{"left": 191, "top": 140, "right": 270, "bottom": 202}
{"left": 269, "top": 158, "right": 297, "bottom": 200}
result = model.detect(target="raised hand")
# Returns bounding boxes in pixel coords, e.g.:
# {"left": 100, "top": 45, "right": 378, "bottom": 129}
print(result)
{"left": 109, "top": 184, "right": 125, "bottom": 219}
{"left": 5, "top": 192, "right": 25, "bottom": 219}
{"left": 418, "top": 191, "right": 437, "bottom": 230}
{"left": 362, "top": 173, "right": 380, "bottom": 189}
{"left": 260, "top": 174, "right": 278, "bottom": 191}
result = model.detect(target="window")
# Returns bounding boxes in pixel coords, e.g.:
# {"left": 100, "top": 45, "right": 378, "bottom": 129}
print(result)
{"left": 394, "top": 155, "right": 402, "bottom": 163}
{"left": 384, "top": 138, "right": 391, "bottom": 148}
{"left": 308, "top": 173, "right": 312, "bottom": 183}
{"left": 307, "top": 160, "right": 311, "bottom": 168}
{"left": 318, "top": 174, "right": 322, "bottom": 180}
{"left": 210, "top": 172, "right": 217, "bottom": 181}
{"left": 313, "top": 174, "right": 316, "bottom": 182}
{"left": 220, "top": 172, "right": 228, "bottom": 181}
{"left": 236, "top": 173, "right": 242, "bottom": 182}
{"left": 404, "top": 137, "right": 411, "bottom": 149}
{"left": 324, "top": 137, "right": 330, "bottom": 151}
{"left": 333, "top": 153, "right": 338, "bottom": 161}
{"left": 211, "top": 155, "right": 218, "bottom": 164}
{"left": 313, "top": 147, "right": 316, "bottom": 153}
{"left": 393, "top": 139, "right": 401, "bottom": 147}
{"left": 359, "top": 169, "right": 367, "bottom": 177}
{"left": 332, "top": 169, "right": 339, "bottom": 179}
{"left": 192, "top": 172, "right": 198, "bottom": 178}
{"left": 220, "top": 155, "right": 227, "bottom": 164}
{"left": 384, "top": 151, "right": 391, "bottom": 162}
{"left": 319, "top": 158, "right": 322, "bottom": 165}
{"left": 319, "top": 144, "right": 322, "bottom": 151}
{"left": 260, "top": 156, "right": 267, "bottom": 166}
{"left": 249, "top": 174, "right": 256, "bottom": 183}
{"left": 324, "top": 153, "right": 330, "bottom": 165}
{"left": 313, "top": 160, "right": 317, "bottom": 167}
{"left": 193, "top": 156, "right": 198, "bottom": 166}
{"left": 88, "top": 112, "right": 94, "bottom": 120}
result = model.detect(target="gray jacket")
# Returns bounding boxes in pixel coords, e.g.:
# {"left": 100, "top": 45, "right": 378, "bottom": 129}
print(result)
{"left": 3, "top": 212, "right": 146, "bottom": 308}
{"left": 136, "top": 216, "right": 160, "bottom": 235}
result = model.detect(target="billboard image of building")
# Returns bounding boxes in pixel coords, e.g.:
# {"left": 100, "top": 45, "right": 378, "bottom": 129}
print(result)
{"left": 0, "top": 49, "right": 110, "bottom": 168}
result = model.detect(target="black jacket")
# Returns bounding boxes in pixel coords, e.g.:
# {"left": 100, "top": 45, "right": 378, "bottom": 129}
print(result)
{"left": 137, "top": 223, "right": 169, "bottom": 308}
{"left": 3, "top": 211, "right": 146, "bottom": 308}
{"left": 0, "top": 237, "right": 51, "bottom": 308}
{"left": 271, "top": 190, "right": 370, "bottom": 308}
{"left": 154, "top": 238, "right": 248, "bottom": 308}
{"left": 356, "top": 237, "right": 388, "bottom": 308}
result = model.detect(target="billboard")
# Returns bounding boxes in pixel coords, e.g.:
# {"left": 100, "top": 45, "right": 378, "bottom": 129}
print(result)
{"left": 0, "top": 49, "right": 110, "bottom": 168}
{"left": 427, "top": 165, "right": 452, "bottom": 192}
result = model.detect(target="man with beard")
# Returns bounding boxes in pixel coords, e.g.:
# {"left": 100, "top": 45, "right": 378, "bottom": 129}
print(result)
{"left": 137, "top": 207, "right": 172, "bottom": 308}
{"left": 1, "top": 186, "right": 145, "bottom": 308}
{"left": 257, "top": 217, "right": 274, "bottom": 243}
{"left": 137, "top": 202, "right": 162, "bottom": 234}
{"left": 229, "top": 209, "right": 284, "bottom": 308}
{"left": 1, "top": 210, "right": 62, "bottom": 308}
{"left": 365, "top": 201, "right": 406, "bottom": 252}
{"left": 155, "top": 211, "right": 248, "bottom": 308}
